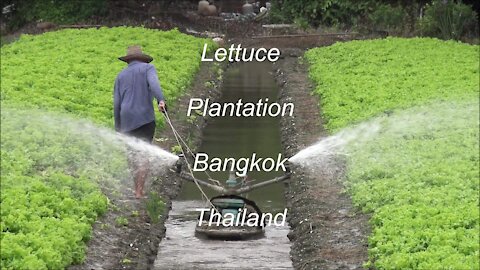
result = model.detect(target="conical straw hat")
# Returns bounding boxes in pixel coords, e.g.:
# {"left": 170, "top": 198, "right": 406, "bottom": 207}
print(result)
{"left": 118, "top": 45, "right": 153, "bottom": 63}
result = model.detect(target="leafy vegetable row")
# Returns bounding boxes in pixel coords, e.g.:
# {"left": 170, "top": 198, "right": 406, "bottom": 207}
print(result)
{"left": 305, "top": 37, "right": 478, "bottom": 131}
{"left": 305, "top": 38, "right": 479, "bottom": 269}
{"left": 1, "top": 27, "right": 217, "bottom": 128}
{"left": 0, "top": 27, "right": 215, "bottom": 269}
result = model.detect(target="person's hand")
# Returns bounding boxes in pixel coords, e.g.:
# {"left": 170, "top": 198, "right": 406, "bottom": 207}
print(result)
{"left": 158, "top": 100, "right": 166, "bottom": 113}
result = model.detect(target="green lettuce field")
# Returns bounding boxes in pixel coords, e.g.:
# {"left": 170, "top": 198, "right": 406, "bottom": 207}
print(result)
{"left": 1, "top": 27, "right": 216, "bottom": 127}
{"left": 306, "top": 38, "right": 479, "bottom": 131}
{"left": 0, "top": 27, "right": 214, "bottom": 269}
{"left": 306, "top": 38, "right": 479, "bottom": 269}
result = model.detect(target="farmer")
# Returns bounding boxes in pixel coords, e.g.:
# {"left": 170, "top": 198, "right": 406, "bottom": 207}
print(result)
{"left": 114, "top": 45, "right": 166, "bottom": 199}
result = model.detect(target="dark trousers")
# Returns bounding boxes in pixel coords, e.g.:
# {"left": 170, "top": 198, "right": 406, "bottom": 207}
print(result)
{"left": 125, "top": 121, "right": 156, "bottom": 143}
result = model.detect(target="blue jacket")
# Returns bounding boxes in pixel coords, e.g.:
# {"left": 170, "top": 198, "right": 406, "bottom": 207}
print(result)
{"left": 114, "top": 61, "right": 165, "bottom": 132}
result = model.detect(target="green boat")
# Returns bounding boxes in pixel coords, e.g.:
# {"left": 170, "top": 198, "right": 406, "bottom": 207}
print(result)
{"left": 173, "top": 161, "right": 291, "bottom": 240}
{"left": 195, "top": 195, "right": 265, "bottom": 240}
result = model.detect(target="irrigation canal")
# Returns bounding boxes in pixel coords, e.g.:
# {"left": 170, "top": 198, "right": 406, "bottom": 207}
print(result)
{"left": 154, "top": 62, "right": 293, "bottom": 269}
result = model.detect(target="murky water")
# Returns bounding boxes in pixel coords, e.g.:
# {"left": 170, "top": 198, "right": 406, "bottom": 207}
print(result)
{"left": 154, "top": 62, "right": 292, "bottom": 269}
{"left": 155, "top": 201, "right": 291, "bottom": 270}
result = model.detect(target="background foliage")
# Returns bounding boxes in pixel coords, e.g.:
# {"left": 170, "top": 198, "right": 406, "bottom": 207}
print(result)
{"left": 417, "top": 0, "right": 478, "bottom": 40}
{"left": 1, "top": 0, "right": 478, "bottom": 41}
{"left": 270, "top": 0, "right": 478, "bottom": 40}
{"left": 1, "top": 0, "right": 107, "bottom": 31}
{"left": 269, "top": 0, "right": 376, "bottom": 27}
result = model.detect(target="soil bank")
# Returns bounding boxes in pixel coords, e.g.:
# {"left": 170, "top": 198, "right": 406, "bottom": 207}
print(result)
{"left": 275, "top": 52, "right": 370, "bottom": 270}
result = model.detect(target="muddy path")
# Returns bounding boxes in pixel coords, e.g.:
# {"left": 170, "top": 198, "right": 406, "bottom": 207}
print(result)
{"left": 69, "top": 61, "right": 223, "bottom": 270}
{"left": 275, "top": 53, "right": 370, "bottom": 270}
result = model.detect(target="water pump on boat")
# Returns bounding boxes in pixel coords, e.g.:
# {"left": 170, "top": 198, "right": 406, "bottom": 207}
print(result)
{"left": 163, "top": 111, "right": 291, "bottom": 239}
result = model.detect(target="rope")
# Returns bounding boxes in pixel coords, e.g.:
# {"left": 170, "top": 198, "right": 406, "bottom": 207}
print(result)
{"left": 163, "top": 111, "right": 217, "bottom": 210}
{"left": 163, "top": 113, "right": 220, "bottom": 186}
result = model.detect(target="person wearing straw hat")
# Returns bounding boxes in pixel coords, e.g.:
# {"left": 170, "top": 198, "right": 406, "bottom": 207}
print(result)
{"left": 114, "top": 45, "right": 166, "bottom": 199}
